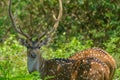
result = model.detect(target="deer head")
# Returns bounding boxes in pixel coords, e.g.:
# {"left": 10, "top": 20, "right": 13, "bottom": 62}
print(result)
{"left": 9, "top": 0, "right": 62, "bottom": 73}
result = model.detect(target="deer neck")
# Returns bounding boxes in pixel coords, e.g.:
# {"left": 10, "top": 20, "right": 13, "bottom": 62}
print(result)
{"left": 38, "top": 54, "right": 47, "bottom": 77}
{"left": 27, "top": 53, "right": 46, "bottom": 77}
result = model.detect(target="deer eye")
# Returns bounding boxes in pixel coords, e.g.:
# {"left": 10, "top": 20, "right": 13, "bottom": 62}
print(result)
{"left": 30, "top": 52, "right": 36, "bottom": 58}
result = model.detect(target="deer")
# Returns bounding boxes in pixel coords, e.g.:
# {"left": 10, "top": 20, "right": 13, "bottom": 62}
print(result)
{"left": 69, "top": 48, "right": 116, "bottom": 80}
{"left": 9, "top": 0, "right": 111, "bottom": 80}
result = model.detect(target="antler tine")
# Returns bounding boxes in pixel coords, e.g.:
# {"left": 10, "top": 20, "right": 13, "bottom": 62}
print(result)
{"left": 53, "top": 0, "right": 62, "bottom": 30}
{"left": 37, "top": 0, "right": 62, "bottom": 42}
{"left": 45, "top": 0, "right": 62, "bottom": 40}
{"left": 9, "top": 0, "right": 30, "bottom": 39}
{"left": 47, "top": 0, "right": 62, "bottom": 38}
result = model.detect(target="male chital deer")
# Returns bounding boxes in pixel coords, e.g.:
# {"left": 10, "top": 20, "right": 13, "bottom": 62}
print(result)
{"left": 69, "top": 48, "right": 116, "bottom": 80}
{"left": 9, "top": 0, "right": 111, "bottom": 80}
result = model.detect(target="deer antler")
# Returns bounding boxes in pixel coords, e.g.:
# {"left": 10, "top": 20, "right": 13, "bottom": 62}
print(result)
{"left": 8, "top": 0, "right": 30, "bottom": 39}
{"left": 9, "top": 0, "right": 62, "bottom": 44}
{"left": 52, "top": 0, "right": 63, "bottom": 30}
{"left": 37, "top": 0, "right": 63, "bottom": 44}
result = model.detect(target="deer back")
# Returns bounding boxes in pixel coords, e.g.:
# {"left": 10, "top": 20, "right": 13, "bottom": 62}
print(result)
{"left": 43, "top": 57, "right": 110, "bottom": 80}
{"left": 69, "top": 48, "right": 116, "bottom": 80}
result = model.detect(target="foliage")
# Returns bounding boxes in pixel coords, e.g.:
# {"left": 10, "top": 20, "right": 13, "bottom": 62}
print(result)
{"left": 0, "top": 0, "right": 120, "bottom": 80}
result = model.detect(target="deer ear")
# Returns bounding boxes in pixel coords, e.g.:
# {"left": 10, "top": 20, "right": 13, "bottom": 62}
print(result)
{"left": 19, "top": 38, "right": 27, "bottom": 46}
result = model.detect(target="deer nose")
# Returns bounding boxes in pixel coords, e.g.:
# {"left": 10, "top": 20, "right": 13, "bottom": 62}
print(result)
{"left": 30, "top": 52, "right": 36, "bottom": 58}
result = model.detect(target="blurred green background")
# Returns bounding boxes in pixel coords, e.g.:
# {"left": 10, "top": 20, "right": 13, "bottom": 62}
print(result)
{"left": 0, "top": 0, "right": 120, "bottom": 80}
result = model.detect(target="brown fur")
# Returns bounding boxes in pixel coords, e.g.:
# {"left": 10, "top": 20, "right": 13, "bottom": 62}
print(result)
{"left": 40, "top": 57, "right": 110, "bottom": 80}
{"left": 69, "top": 48, "right": 116, "bottom": 80}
